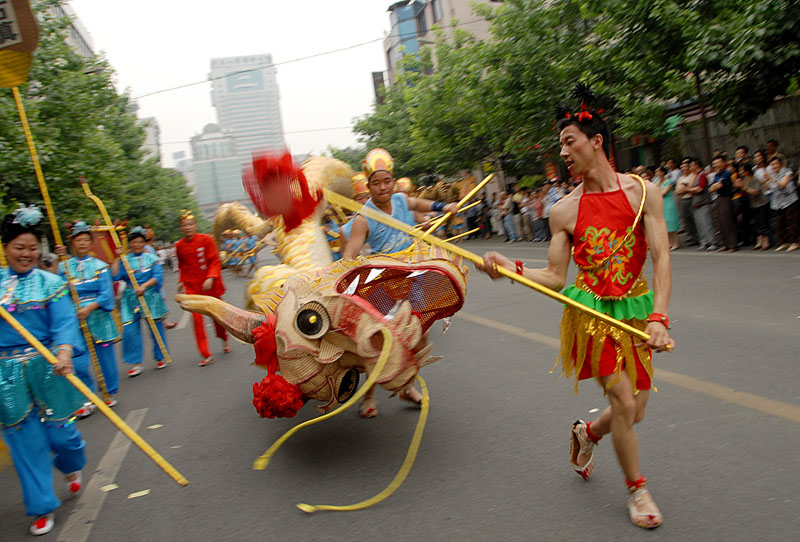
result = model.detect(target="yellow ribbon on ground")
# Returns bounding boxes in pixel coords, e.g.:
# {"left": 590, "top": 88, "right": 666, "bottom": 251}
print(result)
{"left": 254, "top": 327, "right": 430, "bottom": 512}
{"left": 325, "top": 189, "right": 650, "bottom": 342}
{"left": 253, "top": 327, "right": 393, "bottom": 471}
{"left": 0, "top": 305, "right": 188, "bottom": 486}
{"left": 12, "top": 87, "right": 110, "bottom": 400}
{"left": 80, "top": 178, "right": 172, "bottom": 364}
{"left": 297, "top": 375, "right": 430, "bottom": 513}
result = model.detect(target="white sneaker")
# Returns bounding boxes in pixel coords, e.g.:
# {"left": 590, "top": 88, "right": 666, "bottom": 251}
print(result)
{"left": 30, "top": 513, "right": 55, "bottom": 536}
{"left": 66, "top": 471, "right": 82, "bottom": 495}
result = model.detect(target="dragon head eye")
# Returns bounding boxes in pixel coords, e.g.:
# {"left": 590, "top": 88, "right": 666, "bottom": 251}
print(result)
{"left": 294, "top": 302, "right": 329, "bottom": 339}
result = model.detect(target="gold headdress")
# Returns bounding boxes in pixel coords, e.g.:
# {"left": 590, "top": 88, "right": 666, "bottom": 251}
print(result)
{"left": 362, "top": 148, "right": 394, "bottom": 180}
{"left": 179, "top": 209, "right": 195, "bottom": 221}
{"left": 395, "top": 177, "right": 413, "bottom": 194}
{"left": 351, "top": 172, "right": 369, "bottom": 196}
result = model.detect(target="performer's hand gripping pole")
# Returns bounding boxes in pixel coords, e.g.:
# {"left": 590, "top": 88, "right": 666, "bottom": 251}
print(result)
{"left": 11, "top": 87, "right": 110, "bottom": 401}
{"left": 0, "top": 305, "right": 188, "bottom": 486}
{"left": 324, "top": 189, "right": 650, "bottom": 342}
{"left": 423, "top": 173, "right": 494, "bottom": 235}
{"left": 220, "top": 238, "right": 250, "bottom": 266}
{"left": 80, "top": 177, "right": 172, "bottom": 364}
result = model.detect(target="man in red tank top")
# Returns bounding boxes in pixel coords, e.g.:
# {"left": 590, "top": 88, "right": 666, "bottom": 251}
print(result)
{"left": 478, "top": 86, "right": 674, "bottom": 530}
{"left": 175, "top": 211, "right": 230, "bottom": 366}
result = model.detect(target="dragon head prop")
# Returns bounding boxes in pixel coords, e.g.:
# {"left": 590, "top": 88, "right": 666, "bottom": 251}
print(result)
{"left": 176, "top": 253, "right": 466, "bottom": 418}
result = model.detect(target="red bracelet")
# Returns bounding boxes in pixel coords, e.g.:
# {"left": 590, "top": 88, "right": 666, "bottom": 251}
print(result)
{"left": 647, "top": 313, "right": 670, "bottom": 329}
{"left": 515, "top": 260, "right": 524, "bottom": 275}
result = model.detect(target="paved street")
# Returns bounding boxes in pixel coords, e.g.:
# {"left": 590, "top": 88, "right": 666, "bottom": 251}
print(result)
{"left": 2, "top": 241, "right": 799, "bottom": 541}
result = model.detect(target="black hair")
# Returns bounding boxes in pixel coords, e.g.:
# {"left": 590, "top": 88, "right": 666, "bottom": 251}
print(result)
{"left": 767, "top": 139, "right": 778, "bottom": 147}
{"left": 689, "top": 156, "right": 703, "bottom": 168}
{"left": 128, "top": 231, "right": 148, "bottom": 242}
{"left": 658, "top": 166, "right": 668, "bottom": 175}
{"left": 738, "top": 162, "right": 753, "bottom": 175}
{"left": 555, "top": 83, "right": 611, "bottom": 158}
{"left": 1, "top": 213, "right": 43, "bottom": 245}
{"left": 736, "top": 145, "right": 748, "bottom": 154}
{"left": 712, "top": 154, "right": 726, "bottom": 163}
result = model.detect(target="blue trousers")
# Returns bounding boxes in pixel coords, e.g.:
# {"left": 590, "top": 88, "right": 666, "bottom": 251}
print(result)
{"left": 503, "top": 214, "right": 518, "bottom": 241}
{"left": 73, "top": 342, "right": 120, "bottom": 394}
{"left": 2, "top": 413, "right": 86, "bottom": 516}
{"left": 123, "top": 315, "right": 168, "bottom": 365}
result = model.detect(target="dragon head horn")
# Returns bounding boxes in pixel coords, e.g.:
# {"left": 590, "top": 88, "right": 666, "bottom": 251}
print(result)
{"left": 175, "top": 294, "right": 266, "bottom": 344}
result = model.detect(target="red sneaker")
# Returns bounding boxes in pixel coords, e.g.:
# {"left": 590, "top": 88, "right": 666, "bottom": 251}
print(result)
{"left": 198, "top": 356, "right": 213, "bottom": 367}
{"left": 30, "top": 513, "right": 54, "bottom": 536}
{"left": 127, "top": 366, "right": 142, "bottom": 377}
{"left": 155, "top": 361, "right": 167, "bottom": 370}
{"left": 105, "top": 398, "right": 118, "bottom": 408}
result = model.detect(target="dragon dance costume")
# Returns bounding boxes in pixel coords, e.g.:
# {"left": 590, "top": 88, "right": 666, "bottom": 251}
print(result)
{"left": 0, "top": 267, "right": 86, "bottom": 516}
{"left": 556, "top": 175, "right": 654, "bottom": 392}
{"left": 59, "top": 255, "right": 120, "bottom": 395}
{"left": 175, "top": 231, "right": 228, "bottom": 359}
{"left": 114, "top": 250, "right": 169, "bottom": 365}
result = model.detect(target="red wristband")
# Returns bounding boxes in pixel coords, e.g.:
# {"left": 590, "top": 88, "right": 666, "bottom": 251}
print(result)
{"left": 515, "top": 260, "right": 524, "bottom": 275}
{"left": 647, "top": 313, "right": 670, "bottom": 329}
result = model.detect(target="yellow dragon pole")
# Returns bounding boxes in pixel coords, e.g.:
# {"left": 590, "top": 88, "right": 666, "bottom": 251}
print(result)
{"left": 79, "top": 177, "right": 172, "bottom": 364}
{"left": 0, "top": 305, "right": 188, "bottom": 486}
{"left": 423, "top": 173, "right": 494, "bottom": 235}
{"left": 324, "top": 189, "right": 650, "bottom": 342}
{"left": 11, "top": 86, "right": 110, "bottom": 401}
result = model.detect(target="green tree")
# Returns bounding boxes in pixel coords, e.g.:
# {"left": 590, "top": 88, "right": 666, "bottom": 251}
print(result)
{"left": 0, "top": 0, "right": 204, "bottom": 241}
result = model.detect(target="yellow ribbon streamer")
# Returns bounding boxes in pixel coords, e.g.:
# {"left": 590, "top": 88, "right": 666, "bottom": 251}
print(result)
{"left": 297, "top": 375, "right": 430, "bottom": 513}
{"left": 253, "top": 327, "right": 393, "bottom": 471}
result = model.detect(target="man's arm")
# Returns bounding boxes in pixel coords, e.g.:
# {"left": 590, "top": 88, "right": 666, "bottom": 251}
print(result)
{"left": 642, "top": 181, "right": 675, "bottom": 352}
{"left": 478, "top": 200, "right": 572, "bottom": 291}
{"left": 342, "top": 215, "right": 369, "bottom": 259}
{"left": 407, "top": 194, "right": 458, "bottom": 216}
{"left": 203, "top": 235, "right": 223, "bottom": 291}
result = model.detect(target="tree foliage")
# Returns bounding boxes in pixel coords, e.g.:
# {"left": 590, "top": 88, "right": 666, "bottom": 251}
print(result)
{"left": 354, "top": 0, "right": 799, "bottom": 179}
{"left": 0, "top": 0, "right": 205, "bottom": 242}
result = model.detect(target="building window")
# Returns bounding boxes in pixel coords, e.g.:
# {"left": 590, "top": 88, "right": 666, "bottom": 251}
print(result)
{"left": 416, "top": 10, "right": 427, "bottom": 37}
{"left": 431, "top": 0, "right": 443, "bottom": 23}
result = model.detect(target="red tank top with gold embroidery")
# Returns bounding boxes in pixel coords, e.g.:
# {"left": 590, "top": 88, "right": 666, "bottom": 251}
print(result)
{"left": 572, "top": 177, "right": 647, "bottom": 299}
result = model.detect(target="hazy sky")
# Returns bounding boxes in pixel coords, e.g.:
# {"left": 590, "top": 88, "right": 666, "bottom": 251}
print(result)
{"left": 70, "top": 0, "right": 392, "bottom": 166}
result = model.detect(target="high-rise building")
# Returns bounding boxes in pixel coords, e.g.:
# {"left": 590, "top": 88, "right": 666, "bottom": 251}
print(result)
{"left": 190, "top": 54, "right": 285, "bottom": 213}
{"left": 209, "top": 54, "right": 285, "bottom": 158}
{"left": 383, "top": 0, "right": 497, "bottom": 84}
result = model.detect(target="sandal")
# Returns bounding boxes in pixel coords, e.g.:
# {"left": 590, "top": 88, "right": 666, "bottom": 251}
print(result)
{"left": 359, "top": 397, "right": 378, "bottom": 418}
{"left": 628, "top": 486, "right": 664, "bottom": 529}
{"left": 198, "top": 356, "right": 214, "bottom": 367}
{"left": 569, "top": 420, "right": 595, "bottom": 480}
{"left": 398, "top": 386, "right": 423, "bottom": 406}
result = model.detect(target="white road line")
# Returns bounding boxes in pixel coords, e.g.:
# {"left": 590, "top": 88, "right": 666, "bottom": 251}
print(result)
{"left": 57, "top": 409, "right": 148, "bottom": 542}
{"left": 176, "top": 310, "right": 191, "bottom": 330}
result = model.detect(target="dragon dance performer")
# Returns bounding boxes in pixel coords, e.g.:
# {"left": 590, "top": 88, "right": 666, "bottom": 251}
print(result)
{"left": 175, "top": 210, "right": 229, "bottom": 366}
{"left": 324, "top": 173, "right": 372, "bottom": 261}
{"left": 343, "top": 148, "right": 458, "bottom": 418}
{"left": 55, "top": 221, "right": 121, "bottom": 415}
{"left": 0, "top": 206, "right": 86, "bottom": 537}
{"left": 112, "top": 226, "right": 169, "bottom": 377}
{"left": 478, "top": 86, "right": 674, "bottom": 530}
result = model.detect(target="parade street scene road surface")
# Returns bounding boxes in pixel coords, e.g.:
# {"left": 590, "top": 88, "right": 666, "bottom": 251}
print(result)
{"left": 2, "top": 243, "right": 797, "bottom": 542}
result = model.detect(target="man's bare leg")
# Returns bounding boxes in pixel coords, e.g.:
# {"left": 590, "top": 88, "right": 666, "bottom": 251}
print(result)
{"left": 360, "top": 384, "right": 378, "bottom": 418}
{"left": 577, "top": 372, "right": 661, "bottom": 527}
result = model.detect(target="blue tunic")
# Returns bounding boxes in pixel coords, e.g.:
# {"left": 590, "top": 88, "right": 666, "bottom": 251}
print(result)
{"left": 113, "top": 252, "right": 167, "bottom": 324}
{"left": 362, "top": 193, "right": 416, "bottom": 254}
{"left": 0, "top": 268, "right": 85, "bottom": 426}
{"left": 58, "top": 256, "right": 119, "bottom": 343}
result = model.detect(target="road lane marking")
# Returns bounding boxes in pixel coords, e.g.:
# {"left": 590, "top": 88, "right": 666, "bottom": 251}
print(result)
{"left": 176, "top": 310, "right": 191, "bottom": 330}
{"left": 57, "top": 409, "right": 148, "bottom": 542}
{"left": 456, "top": 312, "right": 800, "bottom": 423}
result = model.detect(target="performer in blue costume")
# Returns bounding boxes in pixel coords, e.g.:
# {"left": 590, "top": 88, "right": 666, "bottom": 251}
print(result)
{"left": 0, "top": 205, "right": 87, "bottom": 537}
{"left": 55, "top": 221, "right": 120, "bottom": 414}
{"left": 342, "top": 148, "right": 458, "bottom": 418}
{"left": 111, "top": 226, "right": 169, "bottom": 377}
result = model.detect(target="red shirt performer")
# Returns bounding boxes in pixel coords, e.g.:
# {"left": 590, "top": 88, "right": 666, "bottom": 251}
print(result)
{"left": 175, "top": 210, "right": 230, "bottom": 366}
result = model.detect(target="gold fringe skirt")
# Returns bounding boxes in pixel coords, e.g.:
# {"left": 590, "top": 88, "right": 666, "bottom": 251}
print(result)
{"left": 555, "top": 305, "right": 654, "bottom": 394}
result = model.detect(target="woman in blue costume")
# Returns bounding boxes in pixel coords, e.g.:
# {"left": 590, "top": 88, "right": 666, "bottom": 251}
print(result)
{"left": 0, "top": 205, "right": 87, "bottom": 536}
{"left": 111, "top": 226, "right": 169, "bottom": 377}
{"left": 55, "top": 221, "right": 120, "bottom": 413}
